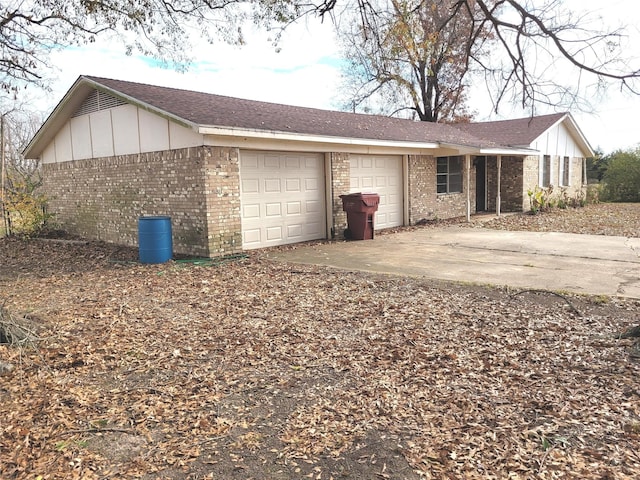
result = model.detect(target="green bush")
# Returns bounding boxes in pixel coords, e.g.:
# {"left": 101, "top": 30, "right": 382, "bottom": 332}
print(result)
{"left": 600, "top": 147, "right": 640, "bottom": 202}
{"left": 2, "top": 172, "right": 55, "bottom": 237}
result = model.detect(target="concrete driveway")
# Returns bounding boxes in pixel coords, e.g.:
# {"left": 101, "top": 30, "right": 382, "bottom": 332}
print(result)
{"left": 264, "top": 226, "right": 640, "bottom": 298}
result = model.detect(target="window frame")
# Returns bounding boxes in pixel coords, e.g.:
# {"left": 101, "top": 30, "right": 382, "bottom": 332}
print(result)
{"left": 436, "top": 156, "right": 463, "bottom": 194}
{"left": 541, "top": 155, "right": 551, "bottom": 187}
{"left": 561, "top": 156, "right": 570, "bottom": 186}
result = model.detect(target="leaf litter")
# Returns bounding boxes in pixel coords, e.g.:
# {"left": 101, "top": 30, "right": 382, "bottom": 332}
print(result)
{"left": 1, "top": 203, "right": 640, "bottom": 479}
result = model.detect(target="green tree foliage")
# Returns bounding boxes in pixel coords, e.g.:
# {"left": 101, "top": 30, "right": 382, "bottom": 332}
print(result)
{"left": 600, "top": 147, "right": 640, "bottom": 202}
{"left": 2, "top": 168, "right": 52, "bottom": 236}
{"left": 586, "top": 148, "right": 608, "bottom": 183}
{"left": 339, "top": 0, "right": 491, "bottom": 122}
{"left": 1, "top": 109, "right": 52, "bottom": 237}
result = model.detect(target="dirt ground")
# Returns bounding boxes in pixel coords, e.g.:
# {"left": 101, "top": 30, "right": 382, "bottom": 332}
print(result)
{"left": 1, "top": 203, "right": 640, "bottom": 479}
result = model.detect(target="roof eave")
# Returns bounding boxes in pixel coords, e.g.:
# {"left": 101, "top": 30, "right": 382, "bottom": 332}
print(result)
{"left": 531, "top": 113, "right": 595, "bottom": 158}
{"left": 90, "top": 80, "right": 199, "bottom": 132}
{"left": 438, "top": 142, "right": 537, "bottom": 156}
{"left": 564, "top": 113, "right": 596, "bottom": 157}
{"left": 198, "top": 125, "right": 440, "bottom": 150}
{"left": 23, "top": 76, "right": 91, "bottom": 158}
{"left": 479, "top": 147, "right": 540, "bottom": 155}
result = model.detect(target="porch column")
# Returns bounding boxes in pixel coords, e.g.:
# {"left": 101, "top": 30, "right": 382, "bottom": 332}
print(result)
{"left": 496, "top": 155, "right": 502, "bottom": 217}
{"left": 466, "top": 154, "right": 471, "bottom": 222}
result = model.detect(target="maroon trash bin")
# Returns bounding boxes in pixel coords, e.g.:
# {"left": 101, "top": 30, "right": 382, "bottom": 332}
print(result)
{"left": 339, "top": 193, "right": 380, "bottom": 240}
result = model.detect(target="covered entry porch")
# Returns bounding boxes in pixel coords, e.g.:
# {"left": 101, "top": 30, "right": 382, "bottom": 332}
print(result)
{"left": 472, "top": 155, "right": 530, "bottom": 216}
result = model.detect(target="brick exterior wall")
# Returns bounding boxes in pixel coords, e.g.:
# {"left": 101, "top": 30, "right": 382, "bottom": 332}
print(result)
{"left": 42, "top": 146, "right": 242, "bottom": 257}
{"left": 408, "top": 155, "right": 475, "bottom": 223}
{"left": 203, "top": 147, "right": 242, "bottom": 255}
{"left": 486, "top": 156, "right": 524, "bottom": 212}
{"left": 521, "top": 155, "right": 539, "bottom": 211}
{"left": 561, "top": 157, "right": 587, "bottom": 204}
{"left": 520, "top": 155, "right": 586, "bottom": 211}
{"left": 329, "top": 152, "right": 351, "bottom": 239}
{"left": 44, "top": 146, "right": 583, "bottom": 255}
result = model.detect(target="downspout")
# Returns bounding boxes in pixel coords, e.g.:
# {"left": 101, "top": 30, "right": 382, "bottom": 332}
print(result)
{"left": 466, "top": 154, "right": 471, "bottom": 222}
{"left": 496, "top": 155, "right": 502, "bottom": 217}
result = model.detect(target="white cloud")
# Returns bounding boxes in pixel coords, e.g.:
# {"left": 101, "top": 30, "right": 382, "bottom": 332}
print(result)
{"left": 37, "top": 3, "right": 640, "bottom": 154}
{"left": 44, "top": 19, "right": 342, "bottom": 111}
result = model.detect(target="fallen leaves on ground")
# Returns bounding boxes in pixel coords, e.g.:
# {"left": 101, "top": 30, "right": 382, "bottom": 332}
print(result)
{"left": 1, "top": 203, "right": 639, "bottom": 479}
{"left": 474, "top": 203, "right": 640, "bottom": 237}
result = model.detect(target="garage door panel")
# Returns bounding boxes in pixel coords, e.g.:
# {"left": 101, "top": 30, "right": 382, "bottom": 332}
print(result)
{"left": 242, "top": 155, "right": 259, "bottom": 168}
{"left": 265, "top": 203, "right": 282, "bottom": 217}
{"left": 305, "top": 177, "right": 319, "bottom": 190}
{"left": 304, "top": 221, "right": 323, "bottom": 236}
{"left": 240, "top": 151, "right": 326, "bottom": 249}
{"left": 285, "top": 157, "right": 301, "bottom": 168}
{"left": 264, "top": 156, "right": 281, "bottom": 168}
{"left": 285, "top": 201, "right": 300, "bottom": 215}
{"left": 360, "top": 157, "right": 373, "bottom": 168}
{"left": 376, "top": 212, "right": 388, "bottom": 225}
{"left": 388, "top": 193, "right": 401, "bottom": 206}
{"left": 264, "top": 178, "right": 281, "bottom": 193}
{"left": 242, "top": 178, "right": 260, "bottom": 194}
{"left": 306, "top": 199, "right": 321, "bottom": 213}
{"left": 243, "top": 203, "right": 260, "bottom": 219}
{"left": 287, "top": 224, "right": 303, "bottom": 238}
{"left": 244, "top": 228, "right": 261, "bottom": 245}
{"left": 351, "top": 176, "right": 374, "bottom": 190}
{"left": 375, "top": 176, "right": 388, "bottom": 188}
{"left": 266, "top": 226, "right": 283, "bottom": 241}
{"left": 286, "top": 178, "right": 301, "bottom": 192}
{"left": 350, "top": 154, "right": 403, "bottom": 230}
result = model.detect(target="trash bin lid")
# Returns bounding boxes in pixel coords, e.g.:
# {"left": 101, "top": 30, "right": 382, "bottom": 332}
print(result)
{"left": 361, "top": 196, "right": 379, "bottom": 207}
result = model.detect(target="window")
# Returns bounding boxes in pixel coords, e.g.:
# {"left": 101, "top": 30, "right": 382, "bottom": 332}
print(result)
{"left": 437, "top": 156, "right": 463, "bottom": 194}
{"left": 561, "top": 156, "right": 570, "bottom": 186}
{"left": 541, "top": 155, "right": 551, "bottom": 187}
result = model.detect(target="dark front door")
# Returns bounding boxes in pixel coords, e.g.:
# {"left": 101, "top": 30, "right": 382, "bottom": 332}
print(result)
{"left": 475, "top": 156, "right": 487, "bottom": 212}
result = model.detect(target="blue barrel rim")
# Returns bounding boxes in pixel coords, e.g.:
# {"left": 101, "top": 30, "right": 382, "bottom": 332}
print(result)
{"left": 139, "top": 215, "right": 172, "bottom": 220}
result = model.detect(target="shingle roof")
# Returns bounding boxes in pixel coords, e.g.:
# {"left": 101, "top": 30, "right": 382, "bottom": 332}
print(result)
{"left": 84, "top": 76, "right": 500, "bottom": 148}
{"left": 453, "top": 113, "right": 568, "bottom": 147}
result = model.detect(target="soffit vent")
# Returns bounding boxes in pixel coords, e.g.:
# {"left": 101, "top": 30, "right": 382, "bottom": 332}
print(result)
{"left": 72, "top": 90, "right": 127, "bottom": 117}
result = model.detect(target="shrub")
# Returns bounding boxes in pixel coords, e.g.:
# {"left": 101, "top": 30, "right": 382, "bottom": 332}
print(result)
{"left": 600, "top": 148, "right": 640, "bottom": 202}
{"left": 2, "top": 174, "right": 55, "bottom": 237}
{"left": 527, "top": 186, "right": 552, "bottom": 214}
{"left": 585, "top": 184, "right": 600, "bottom": 205}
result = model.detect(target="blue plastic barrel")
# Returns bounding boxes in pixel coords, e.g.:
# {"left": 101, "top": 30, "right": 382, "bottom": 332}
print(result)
{"left": 138, "top": 216, "right": 172, "bottom": 264}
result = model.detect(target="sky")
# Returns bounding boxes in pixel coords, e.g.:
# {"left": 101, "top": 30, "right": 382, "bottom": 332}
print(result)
{"left": 34, "top": 1, "right": 640, "bottom": 155}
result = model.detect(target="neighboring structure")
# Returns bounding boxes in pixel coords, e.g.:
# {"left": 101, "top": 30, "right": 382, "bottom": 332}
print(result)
{"left": 23, "top": 76, "right": 594, "bottom": 257}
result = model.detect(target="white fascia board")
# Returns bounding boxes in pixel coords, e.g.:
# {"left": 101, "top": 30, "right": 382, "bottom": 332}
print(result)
{"left": 531, "top": 113, "right": 594, "bottom": 158}
{"left": 92, "top": 85, "right": 199, "bottom": 132}
{"left": 439, "top": 142, "right": 538, "bottom": 156}
{"left": 563, "top": 114, "right": 596, "bottom": 157}
{"left": 479, "top": 147, "right": 540, "bottom": 156}
{"left": 198, "top": 125, "right": 439, "bottom": 150}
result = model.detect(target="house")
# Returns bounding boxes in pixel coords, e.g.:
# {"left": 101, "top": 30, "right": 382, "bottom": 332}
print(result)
{"left": 23, "top": 76, "right": 593, "bottom": 257}
{"left": 455, "top": 113, "right": 594, "bottom": 212}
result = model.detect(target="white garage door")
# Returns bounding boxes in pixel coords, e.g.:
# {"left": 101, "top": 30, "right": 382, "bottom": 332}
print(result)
{"left": 240, "top": 151, "right": 326, "bottom": 249}
{"left": 350, "top": 154, "right": 403, "bottom": 229}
